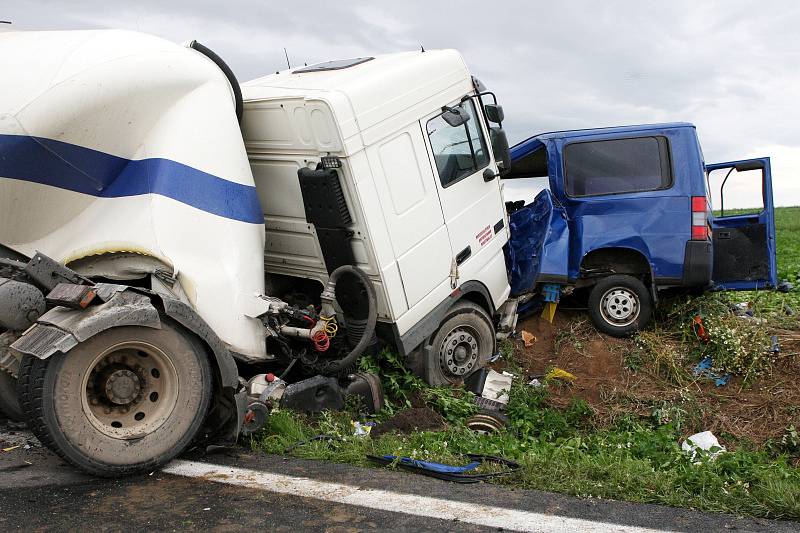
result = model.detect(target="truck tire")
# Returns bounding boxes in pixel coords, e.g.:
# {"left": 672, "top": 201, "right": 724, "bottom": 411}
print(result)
{"left": 17, "top": 320, "right": 212, "bottom": 476}
{"left": 424, "top": 300, "right": 495, "bottom": 387}
{"left": 0, "top": 371, "right": 24, "bottom": 422}
{"left": 588, "top": 275, "right": 652, "bottom": 337}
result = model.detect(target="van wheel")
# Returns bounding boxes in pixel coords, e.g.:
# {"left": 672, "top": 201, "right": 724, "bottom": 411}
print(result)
{"left": 0, "top": 371, "right": 24, "bottom": 422}
{"left": 17, "top": 320, "right": 212, "bottom": 477}
{"left": 424, "top": 300, "right": 495, "bottom": 387}
{"left": 588, "top": 275, "right": 652, "bottom": 337}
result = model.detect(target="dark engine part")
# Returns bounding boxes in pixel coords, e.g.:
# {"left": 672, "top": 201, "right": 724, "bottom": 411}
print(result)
{"left": 314, "top": 265, "right": 377, "bottom": 376}
{"left": 280, "top": 375, "right": 345, "bottom": 413}
{"left": 0, "top": 277, "right": 46, "bottom": 331}
{"left": 344, "top": 372, "right": 384, "bottom": 414}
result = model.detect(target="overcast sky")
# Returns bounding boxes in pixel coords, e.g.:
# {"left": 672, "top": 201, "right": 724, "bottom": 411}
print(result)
{"left": 6, "top": 1, "right": 800, "bottom": 207}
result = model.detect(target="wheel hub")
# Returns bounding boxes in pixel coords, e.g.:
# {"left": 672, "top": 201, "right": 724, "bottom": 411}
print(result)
{"left": 82, "top": 341, "right": 178, "bottom": 439}
{"left": 104, "top": 369, "right": 142, "bottom": 405}
{"left": 439, "top": 327, "right": 479, "bottom": 378}
{"left": 600, "top": 287, "right": 640, "bottom": 326}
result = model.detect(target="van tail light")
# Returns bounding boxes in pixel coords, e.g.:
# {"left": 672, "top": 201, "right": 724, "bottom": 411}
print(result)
{"left": 691, "top": 196, "right": 709, "bottom": 240}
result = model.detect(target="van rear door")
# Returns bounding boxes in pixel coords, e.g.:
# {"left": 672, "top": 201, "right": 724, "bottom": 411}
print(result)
{"left": 706, "top": 157, "right": 777, "bottom": 290}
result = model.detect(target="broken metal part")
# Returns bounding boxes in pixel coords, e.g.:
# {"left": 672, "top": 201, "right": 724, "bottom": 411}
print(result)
{"left": 241, "top": 401, "right": 270, "bottom": 436}
{"left": 280, "top": 375, "right": 344, "bottom": 413}
{"left": 0, "top": 277, "right": 46, "bottom": 330}
{"left": 46, "top": 283, "right": 97, "bottom": 309}
{"left": 23, "top": 252, "right": 92, "bottom": 292}
{"left": 466, "top": 411, "right": 507, "bottom": 434}
{"left": 344, "top": 372, "right": 384, "bottom": 414}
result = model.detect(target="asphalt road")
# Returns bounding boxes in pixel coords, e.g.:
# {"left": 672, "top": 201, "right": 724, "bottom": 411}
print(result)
{"left": 1, "top": 419, "right": 798, "bottom": 533}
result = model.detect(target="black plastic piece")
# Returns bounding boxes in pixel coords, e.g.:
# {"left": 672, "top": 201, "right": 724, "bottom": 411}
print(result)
{"left": 682, "top": 240, "right": 713, "bottom": 287}
{"left": 464, "top": 367, "right": 488, "bottom": 395}
{"left": 280, "top": 375, "right": 345, "bottom": 413}
{"left": 298, "top": 168, "right": 352, "bottom": 227}
{"left": 24, "top": 252, "right": 91, "bottom": 292}
{"left": 344, "top": 372, "right": 384, "bottom": 414}
{"left": 316, "top": 228, "right": 356, "bottom": 273}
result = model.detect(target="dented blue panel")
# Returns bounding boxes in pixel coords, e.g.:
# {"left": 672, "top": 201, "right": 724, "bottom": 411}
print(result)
{"left": 504, "top": 190, "right": 554, "bottom": 295}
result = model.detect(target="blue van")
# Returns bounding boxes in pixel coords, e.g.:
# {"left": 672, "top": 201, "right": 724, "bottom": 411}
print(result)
{"left": 503, "top": 123, "right": 776, "bottom": 336}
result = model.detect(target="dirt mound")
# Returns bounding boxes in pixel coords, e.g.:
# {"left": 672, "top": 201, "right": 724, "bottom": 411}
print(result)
{"left": 372, "top": 407, "right": 446, "bottom": 437}
{"left": 509, "top": 310, "right": 800, "bottom": 445}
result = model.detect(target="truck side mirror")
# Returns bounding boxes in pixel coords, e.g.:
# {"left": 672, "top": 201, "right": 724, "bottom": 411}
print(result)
{"left": 441, "top": 105, "right": 470, "bottom": 127}
{"left": 484, "top": 104, "right": 504, "bottom": 124}
{"left": 490, "top": 127, "right": 511, "bottom": 171}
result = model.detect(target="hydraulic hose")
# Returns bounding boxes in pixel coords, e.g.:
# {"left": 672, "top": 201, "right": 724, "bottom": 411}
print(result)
{"left": 317, "top": 265, "right": 377, "bottom": 375}
{"left": 188, "top": 40, "right": 243, "bottom": 123}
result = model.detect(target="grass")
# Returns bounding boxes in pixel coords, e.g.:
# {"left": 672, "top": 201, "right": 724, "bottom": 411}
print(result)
{"left": 249, "top": 206, "right": 800, "bottom": 521}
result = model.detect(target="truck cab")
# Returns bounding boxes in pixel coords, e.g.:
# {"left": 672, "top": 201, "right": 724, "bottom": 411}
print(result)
{"left": 241, "top": 51, "right": 515, "bottom": 385}
{"left": 503, "top": 122, "right": 776, "bottom": 336}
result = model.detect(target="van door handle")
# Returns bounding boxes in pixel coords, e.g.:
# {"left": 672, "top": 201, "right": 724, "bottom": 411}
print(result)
{"left": 717, "top": 230, "right": 732, "bottom": 240}
{"left": 456, "top": 246, "right": 471, "bottom": 265}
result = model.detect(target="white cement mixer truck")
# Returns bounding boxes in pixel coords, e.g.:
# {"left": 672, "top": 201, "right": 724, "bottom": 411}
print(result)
{"left": 0, "top": 28, "right": 517, "bottom": 475}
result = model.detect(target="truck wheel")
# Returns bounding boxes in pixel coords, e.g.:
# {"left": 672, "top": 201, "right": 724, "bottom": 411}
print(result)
{"left": 17, "top": 320, "right": 212, "bottom": 476}
{"left": 588, "top": 275, "right": 652, "bottom": 337}
{"left": 0, "top": 371, "right": 24, "bottom": 422}
{"left": 425, "top": 300, "right": 495, "bottom": 387}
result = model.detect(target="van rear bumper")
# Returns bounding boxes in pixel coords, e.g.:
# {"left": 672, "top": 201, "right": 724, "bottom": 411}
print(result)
{"left": 682, "top": 240, "right": 713, "bottom": 287}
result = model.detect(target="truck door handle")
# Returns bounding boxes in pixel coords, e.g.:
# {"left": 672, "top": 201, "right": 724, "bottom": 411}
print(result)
{"left": 456, "top": 246, "right": 472, "bottom": 265}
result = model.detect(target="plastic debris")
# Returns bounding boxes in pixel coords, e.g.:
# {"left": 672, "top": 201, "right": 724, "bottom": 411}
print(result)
{"left": 351, "top": 421, "right": 375, "bottom": 437}
{"left": 777, "top": 280, "right": 794, "bottom": 293}
{"left": 528, "top": 377, "right": 543, "bottom": 388}
{"left": 682, "top": 431, "right": 726, "bottom": 461}
{"left": 481, "top": 370, "right": 513, "bottom": 405}
{"left": 770, "top": 335, "right": 781, "bottom": 354}
{"left": 691, "top": 315, "right": 710, "bottom": 343}
{"left": 367, "top": 453, "right": 519, "bottom": 483}
{"left": 2, "top": 445, "right": 20, "bottom": 453}
{"left": 521, "top": 330, "right": 537, "bottom": 347}
{"left": 541, "top": 301, "right": 557, "bottom": 323}
{"left": 692, "top": 356, "right": 730, "bottom": 387}
{"left": 545, "top": 367, "right": 576, "bottom": 383}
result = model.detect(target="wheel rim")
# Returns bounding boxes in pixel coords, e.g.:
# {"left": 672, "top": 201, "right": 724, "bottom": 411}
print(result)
{"left": 80, "top": 341, "right": 179, "bottom": 440}
{"left": 599, "top": 287, "right": 640, "bottom": 327}
{"left": 438, "top": 326, "right": 480, "bottom": 378}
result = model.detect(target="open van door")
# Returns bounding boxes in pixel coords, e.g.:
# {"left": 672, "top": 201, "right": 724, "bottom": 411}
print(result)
{"left": 706, "top": 157, "right": 777, "bottom": 290}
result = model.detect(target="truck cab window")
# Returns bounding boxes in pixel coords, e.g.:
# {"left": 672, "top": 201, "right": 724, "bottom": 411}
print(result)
{"left": 427, "top": 99, "right": 490, "bottom": 187}
{"left": 564, "top": 136, "right": 672, "bottom": 197}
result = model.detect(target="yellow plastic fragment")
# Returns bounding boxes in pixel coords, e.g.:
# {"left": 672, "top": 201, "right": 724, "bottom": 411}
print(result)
{"left": 541, "top": 301, "right": 557, "bottom": 323}
{"left": 545, "top": 367, "right": 576, "bottom": 383}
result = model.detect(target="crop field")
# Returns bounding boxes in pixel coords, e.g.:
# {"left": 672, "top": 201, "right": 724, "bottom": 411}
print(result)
{"left": 254, "top": 207, "right": 800, "bottom": 520}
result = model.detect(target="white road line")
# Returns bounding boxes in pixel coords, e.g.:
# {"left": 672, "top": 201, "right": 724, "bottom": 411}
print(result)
{"left": 163, "top": 460, "right": 673, "bottom": 533}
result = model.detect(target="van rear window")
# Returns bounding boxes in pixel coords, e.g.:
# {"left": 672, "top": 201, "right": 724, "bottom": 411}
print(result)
{"left": 564, "top": 136, "right": 672, "bottom": 197}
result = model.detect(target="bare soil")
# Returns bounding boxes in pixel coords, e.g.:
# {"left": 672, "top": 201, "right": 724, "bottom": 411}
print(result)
{"left": 371, "top": 407, "right": 446, "bottom": 437}
{"left": 511, "top": 310, "right": 800, "bottom": 445}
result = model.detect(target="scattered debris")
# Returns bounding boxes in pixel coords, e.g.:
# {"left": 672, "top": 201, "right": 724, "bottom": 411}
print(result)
{"left": 692, "top": 315, "right": 711, "bottom": 343}
{"left": 545, "top": 367, "right": 576, "bottom": 383}
{"left": 770, "top": 335, "right": 781, "bottom": 354}
{"left": 693, "top": 357, "right": 730, "bottom": 387}
{"left": 521, "top": 330, "right": 537, "bottom": 347}
{"left": 351, "top": 421, "right": 375, "bottom": 437}
{"left": 682, "top": 431, "right": 726, "bottom": 461}
{"left": 481, "top": 370, "right": 513, "bottom": 404}
{"left": 527, "top": 377, "right": 543, "bottom": 387}
{"left": 367, "top": 453, "right": 519, "bottom": 483}
{"left": 466, "top": 411, "right": 507, "bottom": 434}
{"left": 777, "top": 280, "right": 794, "bottom": 293}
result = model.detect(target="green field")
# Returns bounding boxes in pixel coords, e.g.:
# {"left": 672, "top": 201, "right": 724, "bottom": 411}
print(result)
{"left": 253, "top": 206, "right": 800, "bottom": 521}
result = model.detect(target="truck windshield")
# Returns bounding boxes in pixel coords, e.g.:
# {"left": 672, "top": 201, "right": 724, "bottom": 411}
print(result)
{"left": 427, "top": 99, "right": 490, "bottom": 187}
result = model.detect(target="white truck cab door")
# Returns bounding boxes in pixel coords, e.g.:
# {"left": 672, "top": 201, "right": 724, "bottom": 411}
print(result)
{"left": 423, "top": 98, "right": 509, "bottom": 306}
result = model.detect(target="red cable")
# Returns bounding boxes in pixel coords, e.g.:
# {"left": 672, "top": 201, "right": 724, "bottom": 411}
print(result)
{"left": 312, "top": 330, "right": 330, "bottom": 352}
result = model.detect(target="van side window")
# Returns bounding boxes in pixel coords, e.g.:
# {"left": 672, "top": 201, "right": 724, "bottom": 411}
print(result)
{"left": 564, "top": 136, "right": 672, "bottom": 197}
{"left": 426, "top": 99, "right": 490, "bottom": 187}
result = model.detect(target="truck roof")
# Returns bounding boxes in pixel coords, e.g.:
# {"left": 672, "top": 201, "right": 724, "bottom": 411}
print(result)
{"left": 242, "top": 50, "right": 474, "bottom": 144}
{"left": 512, "top": 122, "right": 696, "bottom": 159}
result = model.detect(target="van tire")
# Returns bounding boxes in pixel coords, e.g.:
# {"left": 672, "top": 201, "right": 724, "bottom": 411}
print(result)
{"left": 17, "top": 320, "right": 212, "bottom": 477}
{"left": 423, "top": 300, "right": 495, "bottom": 387}
{"left": 0, "top": 371, "right": 24, "bottom": 422}
{"left": 588, "top": 275, "right": 652, "bottom": 337}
